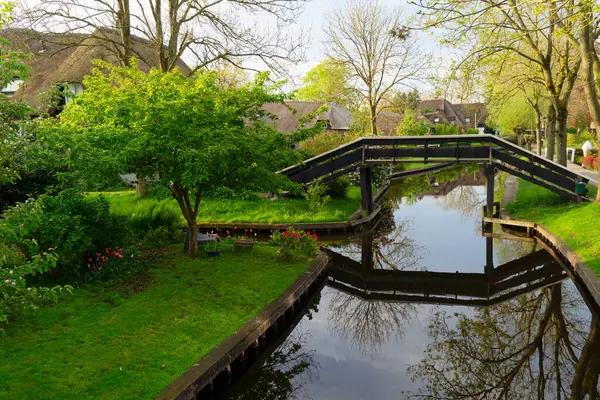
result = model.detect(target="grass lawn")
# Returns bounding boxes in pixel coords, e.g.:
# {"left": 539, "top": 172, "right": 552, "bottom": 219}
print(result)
{"left": 505, "top": 179, "right": 600, "bottom": 276}
{"left": 90, "top": 188, "right": 362, "bottom": 225}
{"left": 0, "top": 245, "right": 313, "bottom": 399}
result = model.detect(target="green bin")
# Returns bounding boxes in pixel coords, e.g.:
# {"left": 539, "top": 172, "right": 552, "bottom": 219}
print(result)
{"left": 575, "top": 182, "right": 587, "bottom": 195}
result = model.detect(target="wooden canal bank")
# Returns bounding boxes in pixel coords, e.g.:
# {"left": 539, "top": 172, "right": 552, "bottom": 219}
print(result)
{"left": 155, "top": 253, "right": 328, "bottom": 400}
{"left": 484, "top": 217, "right": 600, "bottom": 319}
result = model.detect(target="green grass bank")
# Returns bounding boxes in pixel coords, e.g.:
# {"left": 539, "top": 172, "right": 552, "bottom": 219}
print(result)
{"left": 90, "top": 187, "right": 362, "bottom": 225}
{"left": 505, "top": 179, "right": 600, "bottom": 276}
{"left": 0, "top": 245, "right": 313, "bottom": 399}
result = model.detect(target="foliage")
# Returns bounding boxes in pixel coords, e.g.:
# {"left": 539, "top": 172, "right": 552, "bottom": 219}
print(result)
{"left": 465, "top": 128, "right": 479, "bottom": 135}
{"left": 83, "top": 245, "right": 142, "bottom": 283}
{"left": 0, "top": 190, "right": 130, "bottom": 278}
{"left": 303, "top": 182, "right": 331, "bottom": 212}
{"left": 203, "top": 241, "right": 221, "bottom": 253}
{"left": 298, "top": 130, "right": 359, "bottom": 157}
{"left": 1, "top": 249, "right": 72, "bottom": 326}
{"left": 396, "top": 109, "right": 429, "bottom": 136}
{"left": 432, "top": 123, "right": 460, "bottom": 135}
{"left": 295, "top": 58, "right": 358, "bottom": 108}
{"left": 270, "top": 229, "right": 318, "bottom": 262}
{"left": 0, "top": 245, "right": 311, "bottom": 398}
{"left": 325, "top": 177, "right": 350, "bottom": 199}
{"left": 383, "top": 88, "right": 421, "bottom": 115}
{"left": 487, "top": 91, "right": 534, "bottom": 136}
{"left": 127, "top": 199, "right": 181, "bottom": 240}
{"left": 46, "top": 62, "right": 303, "bottom": 257}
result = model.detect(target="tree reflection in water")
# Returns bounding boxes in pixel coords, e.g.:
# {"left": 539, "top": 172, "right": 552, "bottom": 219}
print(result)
{"left": 407, "top": 283, "right": 600, "bottom": 399}
{"left": 327, "top": 216, "right": 423, "bottom": 354}
{"left": 227, "top": 331, "right": 318, "bottom": 400}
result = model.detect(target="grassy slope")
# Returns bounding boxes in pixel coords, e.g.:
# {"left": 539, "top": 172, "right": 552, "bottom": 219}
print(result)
{"left": 91, "top": 188, "right": 362, "bottom": 224}
{"left": 505, "top": 179, "right": 600, "bottom": 276}
{"left": 0, "top": 245, "right": 312, "bottom": 399}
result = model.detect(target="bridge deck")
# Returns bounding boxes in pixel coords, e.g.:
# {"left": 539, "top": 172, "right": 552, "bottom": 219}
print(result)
{"left": 281, "top": 134, "right": 591, "bottom": 201}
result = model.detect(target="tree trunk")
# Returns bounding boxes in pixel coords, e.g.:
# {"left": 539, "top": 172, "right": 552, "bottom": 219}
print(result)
{"left": 578, "top": 21, "right": 600, "bottom": 202}
{"left": 370, "top": 104, "right": 378, "bottom": 136}
{"left": 117, "top": 0, "right": 132, "bottom": 65}
{"left": 556, "top": 106, "right": 568, "bottom": 166}
{"left": 546, "top": 106, "right": 556, "bottom": 161}
{"left": 536, "top": 111, "right": 542, "bottom": 155}
{"left": 136, "top": 180, "right": 147, "bottom": 196}
{"left": 187, "top": 221, "right": 198, "bottom": 258}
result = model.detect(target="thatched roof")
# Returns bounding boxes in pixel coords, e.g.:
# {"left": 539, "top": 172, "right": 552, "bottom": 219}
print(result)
{"left": 2, "top": 28, "right": 191, "bottom": 110}
{"left": 262, "top": 101, "right": 352, "bottom": 132}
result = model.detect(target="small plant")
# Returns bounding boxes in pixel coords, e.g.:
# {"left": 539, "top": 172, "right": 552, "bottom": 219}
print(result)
{"left": 203, "top": 241, "right": 221, "bottom": 253}
{"left": 270, "top": 228, "right": 319, "bottom": 262}
{"left": 303, "top": 182, "right": 331, "bottom": 212}
{"left": 82, "top": 244, "right": 142, "bottom": 283}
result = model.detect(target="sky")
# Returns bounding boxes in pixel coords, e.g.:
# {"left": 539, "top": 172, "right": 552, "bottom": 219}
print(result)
{"left": 281, "top": 0, "right": 453, "bottom": 97}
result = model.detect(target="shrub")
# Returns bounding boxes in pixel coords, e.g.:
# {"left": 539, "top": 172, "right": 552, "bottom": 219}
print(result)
{"left": 1, "top": 249, "right": 72, "bottom": 326}
{"left": 465, "top": 128, "right": 479, "bottom": 135}
{"left": 325, "top": 177, "right": 350, "bottom": 199}
{"left": 270, "top": 228, "right": 318, "bottom": 262}
{"left": 303, "top": 182, "right": 331, "bottom": 212}
{"left": 128, "top": 200, "right": 181, "bottom": 240}
{"left": 203, "top": 241, "right": 221, "bottom": 253}
{"left": 299, "top": 131, "right": 358, "bottom": 157}
{"left": 0, "top": 190, "right": 131, "bottom": 278}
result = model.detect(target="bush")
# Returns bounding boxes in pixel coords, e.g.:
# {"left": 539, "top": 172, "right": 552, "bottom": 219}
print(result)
{"left": 1, "top": 249, "right": 72, "bottom": 326}
{"left": 270, "top": 228, "right": 318, "bottom": 262}
{"left": 299, "top": 131, "right": 358, "bottom": 157}
{"left": 128, "top": 200, "right": 181, "bottom": 240}
{"left": 0, "top": 190, "right": 131, "bottom": 278}
{"left": 325, "top": 177, "right": 350, "bottom": 199}
{"left": 303, "top": 182, "right": 331, "bottom": 212}
{"left": 465, "top": 128, "right": 479, "bottom": 135}
{"left": 141, "top": 226, "right": 177, "bottom": 247}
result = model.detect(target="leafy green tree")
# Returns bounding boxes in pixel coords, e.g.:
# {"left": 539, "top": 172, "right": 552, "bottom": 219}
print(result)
{"left": 295, "top": 59, "right": 357, "bottom": 108}
{"left": 48, "top": 62, "right": 302, "bottom": 258}
{"left": 487, "top": 91, "right": 535, "bottom": 145}
{"left": 396, "top": 109, "right": 429, "bottom": 136}
{"left": 382, "top": 88, "right": 421, "bottom": 115}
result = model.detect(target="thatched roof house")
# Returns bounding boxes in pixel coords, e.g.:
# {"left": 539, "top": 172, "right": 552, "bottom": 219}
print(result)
{"left": 262, "top": 101, "right": 353, "bottom": 133}
{"left": 1, "top": 28, "right": 191, "bottom": 110}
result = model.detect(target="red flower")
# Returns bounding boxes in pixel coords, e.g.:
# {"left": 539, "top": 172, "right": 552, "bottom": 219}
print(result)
{"left": 249, "top": 229, "right": 253, "bottom": 233}
{"left": 284, "top": 231, "right": 289, "bottom": 238}
{"left": 312, "top": 234, "right": 318, "bottom": 240}
{"left": 306, "top": 231, "right": 311, "bottom": 236}
{"left": 138, "top": 243, "right": 143, "bottom": 247}
{"left": 292, "top": 233, "right": 299, "bottom": 239}
{"left": 87, "top": 257, "right": 92, "bottom": 263}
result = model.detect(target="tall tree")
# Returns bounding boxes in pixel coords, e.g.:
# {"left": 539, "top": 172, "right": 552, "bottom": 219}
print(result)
{"left": 324, "top": 0, "right": 425, "bottom": 135}
{"left": 381, "top": 88, "right": 421, "bottom": 115}
{"left": 295, "top": 58, "right": 357, "bottom": 108}
{"left": 48, "top": 63, "right": 301, "bottom": 258}
{"left": 415, "top": 0, "right": 581, "bottom": 166}
{"left": 19, "top": 0, "right": 308, "bottom": 74}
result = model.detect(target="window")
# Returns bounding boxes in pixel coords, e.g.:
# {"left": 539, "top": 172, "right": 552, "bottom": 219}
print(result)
{"left": 434, "top": 117, "right": 440, "bottom": 123}
{"left": 1, "top": 79, "right": 24, "bottom": 97}
{"left": 65, "top": 83, "right": 84, "bottom": 105}
{"left": 465, "top": 118, "right": 470, "bottom": 123}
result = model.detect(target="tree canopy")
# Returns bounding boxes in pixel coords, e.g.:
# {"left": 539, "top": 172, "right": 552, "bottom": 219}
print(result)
{"left": 295, "top": 59, "right": 357, "bottom": 108}
{"left": 46, "top": 62, "right": 302, "bottom": 257}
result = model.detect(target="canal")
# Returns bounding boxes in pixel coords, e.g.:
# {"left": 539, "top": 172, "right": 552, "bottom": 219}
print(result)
{"left": 217, "top": 168, "right": 600, "bottom": 399}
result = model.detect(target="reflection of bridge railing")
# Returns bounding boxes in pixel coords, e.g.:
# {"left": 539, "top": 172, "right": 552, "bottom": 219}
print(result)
{"left": 280, "top": 135, "right": 590, "bottom": 206}
{"left": 324, "top": 247, "right": 567, "bottom": 307}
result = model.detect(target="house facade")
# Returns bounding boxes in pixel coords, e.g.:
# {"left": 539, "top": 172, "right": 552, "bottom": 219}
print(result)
{"left": 262, "top": 101, "right": 353, "bottom": 134}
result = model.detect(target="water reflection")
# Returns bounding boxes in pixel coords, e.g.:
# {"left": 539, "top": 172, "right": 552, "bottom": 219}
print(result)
{"left": 218, "top": 170, "right": 600, "bottom": 400}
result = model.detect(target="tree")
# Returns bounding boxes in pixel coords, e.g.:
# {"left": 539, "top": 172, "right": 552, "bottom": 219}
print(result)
{"left": 47, "top": 62, "right": 302, "bottom": 258}
{"left": 396, "top": 109, "right": 429, "bottom": 136}
{"left": 295, "top": 58, "right": 358, "bottom": 108}
{"left": 19, "top": 0, "right": 308, "bottom": 74}
{"left": 487, "top": 90, "right": 536, "bottom": 146}
{"left": 0, "top": 2, "right": 31, "bottom": 184}
{"left": 324, "top": 0, "right": 425, "bottom": 135}
{"left": 415, "top": 0, "right": 581, "bottom": 166}
{"left": 382, "top": 88, "right": 421, "bottom": 115}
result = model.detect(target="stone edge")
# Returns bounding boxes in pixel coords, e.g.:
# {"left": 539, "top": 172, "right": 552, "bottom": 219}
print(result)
{"left": 154, "top": 252, "right": 329, "bottom": 400}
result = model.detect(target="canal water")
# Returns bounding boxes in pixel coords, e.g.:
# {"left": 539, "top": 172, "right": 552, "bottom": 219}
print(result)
{"left": 218, "top": 168, "right": 600, "bottom": 399}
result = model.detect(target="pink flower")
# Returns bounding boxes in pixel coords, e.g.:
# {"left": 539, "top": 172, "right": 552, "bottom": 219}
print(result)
{"left": 249, "top": 229, "right": 253, "bottom": 233}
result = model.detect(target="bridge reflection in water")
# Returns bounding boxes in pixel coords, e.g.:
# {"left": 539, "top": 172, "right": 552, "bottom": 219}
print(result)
{"left": 325, "top": 230, "right": 568, "bottom": 308}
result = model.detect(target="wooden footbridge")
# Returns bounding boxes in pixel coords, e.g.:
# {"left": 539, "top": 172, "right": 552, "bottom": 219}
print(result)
{"left": 281, "top": 134, "right": 591, "bottom": 215}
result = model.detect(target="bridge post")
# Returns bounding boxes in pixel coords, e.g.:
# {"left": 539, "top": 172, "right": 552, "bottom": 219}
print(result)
{"left": 485, "top": 236, "right": 494, "bottom": 276}
{"left": 360, "top": 165, "right": 373, "bottom": 217}
{"left": 484, "top": 163, "right": 495, "bottom": 232}
{"left": 361, "top": 230, "right": 374, "bottom": 270}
